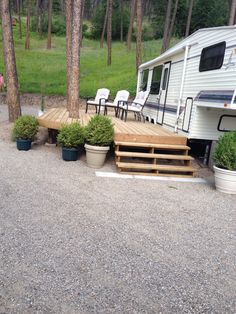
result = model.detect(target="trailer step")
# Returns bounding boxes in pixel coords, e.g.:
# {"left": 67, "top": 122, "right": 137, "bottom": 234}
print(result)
{"left": 116, "top": 162, "right": 196, "bottom": 173}
{"left": 115, "top": 141, "right": 190, "bottom": 150}
{"left": 115, "top": 151, "right": 194, "bottom": 160}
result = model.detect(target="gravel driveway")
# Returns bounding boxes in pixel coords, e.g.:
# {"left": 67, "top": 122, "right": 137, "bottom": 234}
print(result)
{"left": 0, "top": 105, "right": 235, "bottom": 313}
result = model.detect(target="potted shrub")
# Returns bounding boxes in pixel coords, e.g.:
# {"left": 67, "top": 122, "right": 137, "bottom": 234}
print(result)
{"left": 57, "top": 122, "right": 84, "bottom": 161}
{"left": 12, "top": 115, "right": 39, "bottom": 151}
{"left": 213, "top": 131, "right": 236, "bottom": 194}
{"left": 84, "top": 115, "right": 114, "bottom": 168}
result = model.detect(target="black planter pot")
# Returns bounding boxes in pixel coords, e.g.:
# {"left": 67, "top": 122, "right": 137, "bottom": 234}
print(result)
{"left": 16, "top": 139, "right": 32, "bottom": 151}
{"left": 62, "top": 147, "right": 79, "bottom": 161}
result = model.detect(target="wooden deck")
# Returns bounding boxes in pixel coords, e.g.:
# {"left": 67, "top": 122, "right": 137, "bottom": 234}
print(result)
{"left": 38, "top": 108, "right": 196, "bottom": 177}
{"left": 38, "top": 107, "right": 186, "bottom": 146}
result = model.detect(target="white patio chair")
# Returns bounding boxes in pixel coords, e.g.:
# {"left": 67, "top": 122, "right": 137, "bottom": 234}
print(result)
{"left": 85, "top": 88, "right": 110, "bottom": 114}
{"left": 120, "top": 90, "right": 149, "bottom": 122}
{"left": 105, "top": 90, "right": 130, "bottom": 116}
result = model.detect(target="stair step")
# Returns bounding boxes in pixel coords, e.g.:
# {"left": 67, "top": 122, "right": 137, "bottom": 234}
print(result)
{"left": 115, "top": 141, "right": 190, "bottom": 150}
{"left": 118, "top": 171, "right": 195, "bottom": 178}
{"left": 116, "top": 162, "right": 196, "bottom": 172}
{"left": 115, "top": 151, "right": 194, "bottom": 160}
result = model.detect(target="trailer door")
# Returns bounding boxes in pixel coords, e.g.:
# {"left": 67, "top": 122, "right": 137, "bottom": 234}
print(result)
{"left": 157, "top": 62, "right": 171, "bottom": 124}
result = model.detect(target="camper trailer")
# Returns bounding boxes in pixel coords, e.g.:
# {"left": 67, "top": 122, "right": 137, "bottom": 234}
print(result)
{"left": 138, "top": 25, "right": 236, "bottom": 162}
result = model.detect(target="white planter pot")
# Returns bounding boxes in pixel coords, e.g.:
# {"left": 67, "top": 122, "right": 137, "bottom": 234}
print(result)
{"left": 85, "top": 143, "right": 110, "bottom": 168}
{"left": 38, "top": 109, "right": 44, "bottom": 117}
{"left": 213, "top": 165, "right": 236, "bottom": 194}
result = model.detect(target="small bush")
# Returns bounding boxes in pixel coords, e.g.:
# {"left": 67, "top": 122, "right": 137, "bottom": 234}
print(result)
{"left": 57, "top": 123, "right": 84, "bottom": 148}
{"left": 84, "top": 115, "right": 114, "bottom": 146}
{"left": 12, "top": 115, "right": 39, "bottom": 141}
{"left": 213, "top": 131, "right": 236, "bottom": 171}
{"left": 31, "top": 15, "right": 66, "bottom": 36}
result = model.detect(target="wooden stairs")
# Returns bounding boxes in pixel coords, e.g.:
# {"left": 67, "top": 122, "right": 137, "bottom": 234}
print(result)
{"left": 115, "top": 141, "right": 196, "bottom": 177}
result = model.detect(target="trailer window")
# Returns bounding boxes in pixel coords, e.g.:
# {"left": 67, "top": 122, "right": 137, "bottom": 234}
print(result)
{"left": 162, "top": 68, "right": 169, "bottom": 90}
{"left": 150, "top": 65, "right": 162, "bottom": 94}
{"left": 199, "top": 41, "right": 226, "bottom": 72}
{"left": 141, "top": 69, "right": 149, "bottom": 91}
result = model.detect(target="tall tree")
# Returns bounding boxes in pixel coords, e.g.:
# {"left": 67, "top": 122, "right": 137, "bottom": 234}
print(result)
{"left": 25, "top": 0, "right": 32, "bottom": 49}
{"left": 1, "top": 0, "right": 21, "bottom": 122}
{"left": 66, "top": 0, "right": 83, "bottom": 118}
{"left": 36, "top": 0, "right": 43, "bottom": 37}
{"left": 161, "top": 0, "right": 172, "bottom": 53}
{"left": 136, "top": 0, "right": 142, "bottom": 72}
{"left": 80, "top": 0, "right": 85, "bottom": 47}
{"left": 47, "top": 0, "right": 53, "bottom": 49}
{"left": 107, "top": 0, "right": 113, "bottom": 65}
{"left": 120, "top": 0, "right": 124, "bottom": 42}
{"left": 127, "top": 0, "right": 137, "bottom": 52}
{"left": 185, "top": 0, "right": 193, "bottom": 37}
{"left": 228, "top": 0, "right": 236, "bottom": 25}
{"left": 16, "top": 0, "right": 22, "bottom": 39}
{"left": 100, "top": 0, "right": 109, "bottom": 48}
{"left": 166, "top": 0, "right": 179, "bottom": 46}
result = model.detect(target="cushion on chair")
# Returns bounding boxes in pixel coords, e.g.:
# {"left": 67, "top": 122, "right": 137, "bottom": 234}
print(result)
{"left": 94, "top": 88, "right": 110, "bottom": 103}
{"left": 106, "top": 90, "right": 129, "bottom": 108}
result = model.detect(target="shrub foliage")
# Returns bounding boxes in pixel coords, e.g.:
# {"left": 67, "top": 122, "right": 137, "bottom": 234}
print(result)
{"left": 84, "top": 115, "right": 114, "bottom": 146}
{"left": 57, "top": 123, "right": 84, "bottom": 148}
{"left": 12, "top": 115, "right": 39, "bottom": 141}
{"left": 213, "top": 131, "right": 236, "bottom": 171}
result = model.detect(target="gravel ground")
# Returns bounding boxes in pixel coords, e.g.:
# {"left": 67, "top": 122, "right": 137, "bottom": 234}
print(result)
{"left": 0, "top": 105, "right": 235, "bottom": 313}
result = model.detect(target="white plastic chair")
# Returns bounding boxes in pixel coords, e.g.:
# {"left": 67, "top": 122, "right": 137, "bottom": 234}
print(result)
{"left": 105, "top": 90, "right": 130, "bottom": 116}
{"left": 86, "top": 88, "right": 110, "bottom": 114}
{"left": 119, "top": 90, "right": 149, "bottom": 122}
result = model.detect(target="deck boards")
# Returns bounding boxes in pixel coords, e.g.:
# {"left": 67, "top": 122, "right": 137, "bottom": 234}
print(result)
{"left": 38, "top": 107, "right": 187, "bottom": 145}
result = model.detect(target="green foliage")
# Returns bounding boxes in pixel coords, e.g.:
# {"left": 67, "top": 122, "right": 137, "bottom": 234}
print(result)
{"left": 12, "top": 115, "right": 39, "bottom": 141}
{"left": 84, "top": 115, "right": 114, "bottom": 146}
{"left": 57, "top": 123, "right": 85, "bottom": 148}
{"left": 213, "top": 131, "right": 236, "bottom": 171}
{"left": 31, "top": 15, "right": 66, "bottom": 36}
{"left": 91, "top": 1, "right": 130, "bottom": 40}
{"left": 151, "top": 0, "right": 229, "bottom": 39}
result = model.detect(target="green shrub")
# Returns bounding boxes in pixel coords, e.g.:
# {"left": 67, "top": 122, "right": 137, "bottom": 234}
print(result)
{"left": 31, "top": 15, "right": 66, "bottom": 36}
{"left": 84, "top": 115, "right": 114, "bottom": 146}
{"left": 213, "top": 131, "right": 236, "bottom": 171}
{"left": 12, "top": 115, "right": 39, "bottom": 141}
{"left": 57, "top": 123, "right": 84, "bottom": 148}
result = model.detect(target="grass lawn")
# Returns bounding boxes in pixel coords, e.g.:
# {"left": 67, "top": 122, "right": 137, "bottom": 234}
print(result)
{"left": 0, "top": 26, "right": 180, "bottom": 98}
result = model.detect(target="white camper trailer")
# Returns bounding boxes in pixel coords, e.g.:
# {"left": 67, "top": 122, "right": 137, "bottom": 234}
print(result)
{"left": 138, "top": 25, "right": 236, "bottom": 161}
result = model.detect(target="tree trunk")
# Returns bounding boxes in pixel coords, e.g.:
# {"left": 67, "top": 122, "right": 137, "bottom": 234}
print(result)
{"left": 107, "top": 0, "right": 112, "bottom": 66}
{"left": 185, "top": 0, "right": 193, "bottom": 37}
{"left": 66, "top": 0, "right": 82, "bottom": 118}
{"left": 66, "top": 0, "right": 72, "bottom": 112}
{"left": 1, "top": 0, "right": 21, "bottom": 122}
{"left": 136, "top": 0, "right": 142, "bottom": 73}
{"left": 16, "top": 0, "right": 22, "bottom": 39}
{"left": 161, "top": 0, "right": 172, "bottom": 53}
{"left": 100, "top": 0, "right": 109, "bottom": 48}
{"left": 166, "top": 0, "right": 179, "bottom": 47}
{"left": 120, "top": 0, "right": 123, "bottom": 42}
{"left": 36, "top": 0, "right": 43, "bottom": 37}
{"left": 228, "top": 0, "right": 236, "bottom": 25}
{"left": 80, "top": 0, "right": 85, "bottom": 48}
{"left": 25, "top": 0, "right": 31, "bottom": 50}
{"left": 127, "top": 0, "right": 137, "bottom": 52}
{"left": 47, "top": 0, "right": 53, "bottom": 49}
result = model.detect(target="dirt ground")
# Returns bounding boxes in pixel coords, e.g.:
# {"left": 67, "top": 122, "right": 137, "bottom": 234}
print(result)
{"left": 0, "top": 103, "right": 235, "bottom": 314}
